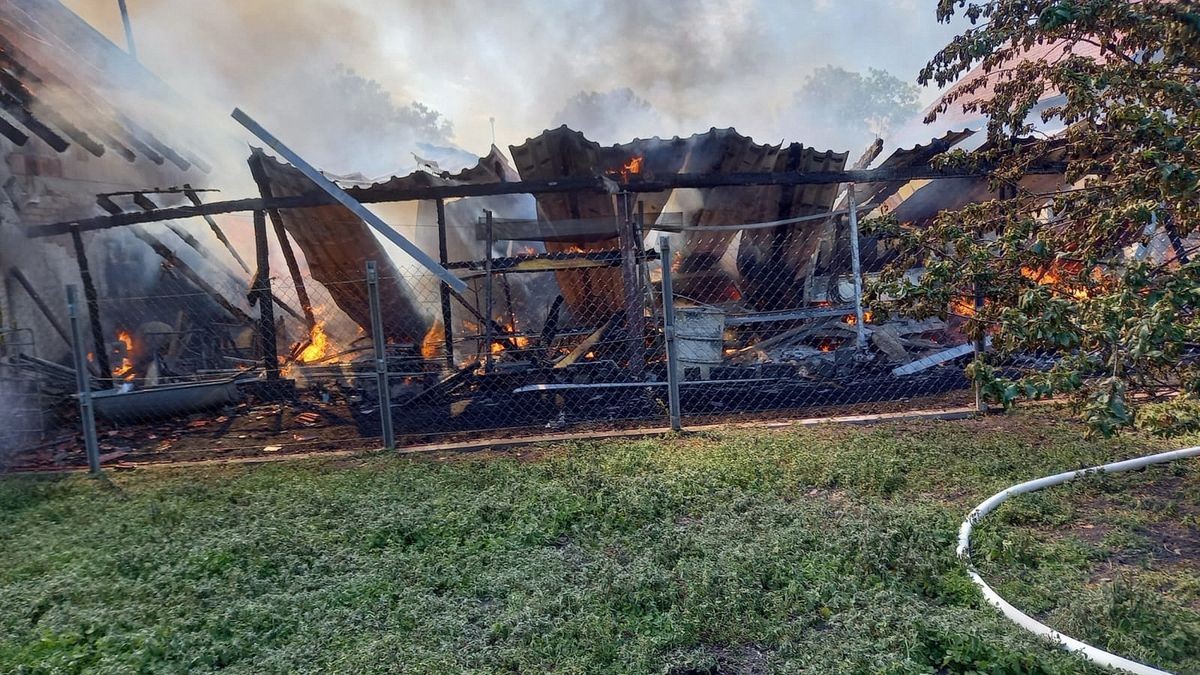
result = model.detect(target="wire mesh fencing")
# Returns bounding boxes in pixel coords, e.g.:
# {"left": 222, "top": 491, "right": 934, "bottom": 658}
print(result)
{"left": 653, "top": 204, "right": 976, "bottom": 427}
{"left": 0, "top": 191, "right": 1005, "bottom": 473}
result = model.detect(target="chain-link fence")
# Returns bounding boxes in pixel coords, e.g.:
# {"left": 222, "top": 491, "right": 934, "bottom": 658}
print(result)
{"left": 2, "top": 184, "right": 998, "bottom": 472}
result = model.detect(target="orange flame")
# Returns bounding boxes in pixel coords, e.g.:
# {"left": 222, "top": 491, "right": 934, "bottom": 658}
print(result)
{"left": 112, "top": 330, "right": 135, "bottom": 381}
{"left": 486, "top": 320, "right": 531, "bottom": 357}
{"left": 844, "top": 311, "right": 873, "bottom": 326}
{"left": 421, "top": 322, "right": 445, "bottom": 360}
{"left": 951, "top": 298, "right": 977, "bottom": 317}
{"left": 608, "top": 156, "right": 645, "bottom": 182}
{"left": 297, "top": 320, "right": 331, "bottom": 363}
{"left": 1020, "top": 265, "right": 1091, "bottom": 300}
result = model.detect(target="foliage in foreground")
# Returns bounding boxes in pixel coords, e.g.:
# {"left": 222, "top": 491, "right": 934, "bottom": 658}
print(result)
{"left": 2, "top": 414, "right": 1197, "bottom": 673}
{"left": 870, "top": 0, "right": 1200, "bottom": 435}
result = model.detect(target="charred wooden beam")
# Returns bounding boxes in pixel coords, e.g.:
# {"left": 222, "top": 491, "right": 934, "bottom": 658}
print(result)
{"left": 483, "top": 211, "right": 495, "bottom": 372}
{"left": 130, "top": 227, "right": 253, "bottom": 324}
{"left": 617, "top": 195, "right": 645, "bottom": 375}
{"left": 0, "top": 90, "right": 68, "bottom": 152}
{"left": 162, "top": 221, "right": 304, "bottom": 323}
{"left": 0, "top": 38, "right": 196, "bottom": 169}
{"left": 68, "top": 226, "right": 113, "bottom": 388}
{"left": 436, "top": 198, "right": 455, "bottom": 368}
{"left": 179, "top": 149, "right": 213, "bottom": 174}
{"left": 852, "top": 138, "right": 884, "bottom": 171}
{"left": 0, "top": 68, "right": 105, "bottom": 156}
{"left": 182, "top": 184, "right": 251, "bottom": 274}
{"left": 95, "top": 195, "right": 122, "bottom": 215}
{"left": 7, "top": 267, "right": 70, "bottom": 347}
{"left": 266, "top": 213, "right": 313, "bottom": 328}
{"left": 0, "top": 112, "right": 28, "bottom": 146}
{"left": 132, "top": 192, "right": 157, "bottom": 212}
{"left": 26, "top": 162, "right": 1070, "bottom": 239}
{"left": 246, "top": 158, "right": 314, "bottom": 328}
{"left": 251, "top": 210, "right": 280, "bottom": 380}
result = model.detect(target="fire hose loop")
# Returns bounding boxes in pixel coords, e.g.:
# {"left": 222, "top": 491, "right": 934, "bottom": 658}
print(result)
{"left": 957, "top": 446, "right": 1200, "bottom": 675}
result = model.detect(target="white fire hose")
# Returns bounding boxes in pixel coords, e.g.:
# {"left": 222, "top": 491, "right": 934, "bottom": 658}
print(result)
{"left": 957, "top": 446, "right": 1200, "bottom": 675}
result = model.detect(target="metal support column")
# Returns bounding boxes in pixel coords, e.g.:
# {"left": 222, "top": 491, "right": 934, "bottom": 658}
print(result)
{"left": 846, "top": 183, "right": 868, "bottom": 351}
{"left": 659, "top": 236, "right": 682, "bottom": 432}
{"left": 435, "top": 198, "right": 455, "bottom": 368}
{"left": 367, "top": 261, "right": 395, "bottom": 450}
{"left": 67, "top": 285, "right": 101, "bottom": 474}
{"left": 117, "top": 0, "right": 137, "bottom": 61}
{"left": 974, "top": 277, "right": 988, "bottom": 414}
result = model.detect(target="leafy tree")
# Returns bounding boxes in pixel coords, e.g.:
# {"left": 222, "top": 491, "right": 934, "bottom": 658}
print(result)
{"left": 783, "top": 66, "right": 920, "bottom": 151}
{"left": 552, "top": 88, "right": 665, "bottom": 144}
{"left": 869, "top": 1, "right": 1200, "bottom": 435}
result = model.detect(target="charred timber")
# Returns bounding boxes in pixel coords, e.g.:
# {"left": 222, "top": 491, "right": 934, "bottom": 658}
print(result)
{"left": 25, "top": 162, "right": 1069, "bottom": 239}
{"left": 246, "top": 158, "right": 315, "bottom": 328}
{"left": 68, "top": 226, "right": 113, "bottom": 387}
{"left": 7, "top": 267, "right": 70, "bottom": 347}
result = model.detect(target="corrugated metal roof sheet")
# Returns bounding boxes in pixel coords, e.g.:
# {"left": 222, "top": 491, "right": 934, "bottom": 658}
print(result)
{"left": 856, "top": 128, "right": 976, "bottom": 212}
{"left": 507, "top": 126, "right": 849, "bottom": 312}
{"left": 252, "top": 145, "right": 527, "bottom": 341}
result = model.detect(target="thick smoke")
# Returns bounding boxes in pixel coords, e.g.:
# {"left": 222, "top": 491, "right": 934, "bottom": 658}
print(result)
{"left": 63, "top": 0, "right": 965, "bottom": 157}
{"left": 553, "top": 89, "right": 667, "bottom": 146}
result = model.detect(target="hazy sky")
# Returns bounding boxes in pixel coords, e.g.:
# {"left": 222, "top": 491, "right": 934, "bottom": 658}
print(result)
{"left": 63, "top": 0, "right": 965, "bottom": 167}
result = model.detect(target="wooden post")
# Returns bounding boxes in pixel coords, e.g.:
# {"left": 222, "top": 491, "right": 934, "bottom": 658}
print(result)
{"left": 618, "top": 193, "right": 645, "bottom": 375}
{"left": 483, "top": 210, "right": 495, "bottom": 373}
{"left": 69, "top": 225, "right": 113, "bottom": 388}
{"left": 247, "top": 157, "right": 315, "bottom": 329}
{"left": 636, "top": 200, "right": 658, "bottom": 325}
{"left": 253, "top": 210, "right": 280, "bottom": 380}
{"left": 436, "top": 198, "right": 455, "bottom": 368}
{"left": 846, "top": 184, "right": 867, "bottom": 352}
{"left": 7, "top": 267, "right": 70, "bottom": 347}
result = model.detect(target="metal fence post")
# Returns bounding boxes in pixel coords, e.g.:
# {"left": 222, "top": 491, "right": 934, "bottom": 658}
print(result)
{"left": 659, "top": 236, "right": 682, "bottom": 432}
{"left": 974, "top": 277, "right": 989, "bottom": 414}
{"left": 366, "top": 261, "right": 395, "bottom": 450}
{"left": 66, "top": 285, "right": 101, "bottom": 474}
{"left": 846, "top": 183, "right": 868, "bottom": 351}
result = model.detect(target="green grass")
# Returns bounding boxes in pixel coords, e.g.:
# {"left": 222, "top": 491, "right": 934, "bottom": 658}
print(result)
{"left": 1, "top": 411, "right": 1197, "bottom": 673}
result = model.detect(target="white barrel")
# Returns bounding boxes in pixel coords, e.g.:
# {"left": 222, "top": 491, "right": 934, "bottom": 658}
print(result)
{"left": 675, "top": 306, "right": 725, "bottom": 378}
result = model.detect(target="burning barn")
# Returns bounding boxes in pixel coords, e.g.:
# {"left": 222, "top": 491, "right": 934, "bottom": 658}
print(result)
{"left": 0, "top": 1, "right": 1095, "bottom": 470}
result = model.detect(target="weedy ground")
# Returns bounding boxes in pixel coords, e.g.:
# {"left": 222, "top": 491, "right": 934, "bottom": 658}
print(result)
{"left": 1, "top": 409, "right": 1197, "bottom": 674}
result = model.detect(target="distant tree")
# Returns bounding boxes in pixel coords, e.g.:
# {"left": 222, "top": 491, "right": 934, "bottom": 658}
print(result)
{"left": 784, "top": 66, "right": 920, "bottom": 151}
{"left": 291, "top": 65, "right": 455, "bottom": 175}
{"left": 330, "top": 65, "right": 453, "bottom": 145}
{"left": 553, "top": 88, "right": 665, "bottom": 144}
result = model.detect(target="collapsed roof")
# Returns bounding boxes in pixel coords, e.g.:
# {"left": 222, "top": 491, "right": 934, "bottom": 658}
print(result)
{"left": 0, "top": 0, "right": 209, "bottom": 172}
